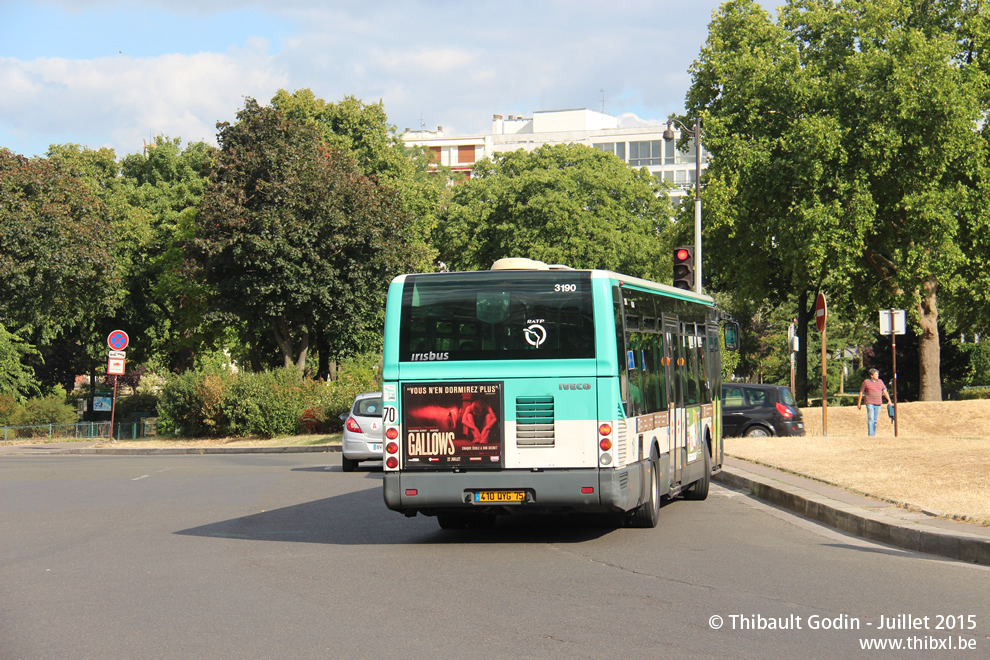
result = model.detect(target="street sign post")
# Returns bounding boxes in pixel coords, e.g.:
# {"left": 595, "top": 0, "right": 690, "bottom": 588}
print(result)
{"left": 106, "top": 330, "right": 129, "bottom": 443}
{"left": 879, "top": 309, "right": 906, "bottom": 437}
{"left": 815, "top": 294, "right": 828, "bottom": 436}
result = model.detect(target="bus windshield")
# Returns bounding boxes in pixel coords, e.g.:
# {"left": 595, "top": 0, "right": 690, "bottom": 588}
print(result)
{"left": 399, "top": 271, "right": 594, "bottom": 362}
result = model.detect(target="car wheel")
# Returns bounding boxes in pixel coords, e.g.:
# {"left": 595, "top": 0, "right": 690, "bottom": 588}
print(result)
{"left": 630, "top": 452, "right": 661, "bottom": 528}
{"left": 744, "top": 425, "right": 771, "bottom": 438}
{"left": 684, "top": 446, "right": 711, "bottom": 501}
{"left": 341, "top": 455, "right": 359, "bottom": 472}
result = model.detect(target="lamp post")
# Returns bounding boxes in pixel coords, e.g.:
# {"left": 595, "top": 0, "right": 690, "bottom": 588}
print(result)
{"left": 664, "top": 117, "right": 703, "bottom": 295}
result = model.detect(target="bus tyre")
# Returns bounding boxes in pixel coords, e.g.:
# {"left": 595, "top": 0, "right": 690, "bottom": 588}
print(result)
{"left": 684, "top": 448, "right": 711, "bottom": 501}
{"left": 341, "top": 456, "right": 358, "bottom": 472}
{"left": 630, "top": 455, "right": 661, "bottom": 528}
{"left": 437, "top": 514, "right": 467, "bottom": 530}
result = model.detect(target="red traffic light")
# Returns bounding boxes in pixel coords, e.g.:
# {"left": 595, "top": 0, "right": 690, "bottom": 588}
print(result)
{"left": 673, "top": 246, "right": 695, "bottom": 290}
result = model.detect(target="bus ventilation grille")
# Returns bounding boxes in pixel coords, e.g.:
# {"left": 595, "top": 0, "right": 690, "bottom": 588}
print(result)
{"left": 516, "top": 396, "right": 555, "bottom": 447}
{"left": 616, "top": 415, "right": 628, "bottom": 466}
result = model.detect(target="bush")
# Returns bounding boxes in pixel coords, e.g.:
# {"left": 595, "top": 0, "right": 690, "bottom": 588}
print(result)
{"left": 224, "top": 368, "right": 311, "bottom": 438}
{"left": 156, "top": 354, "right": 382, "bottom": 439}
{"left": 157, "top": 368, "right": 233, "bottom": 437}
{"left": 18, "top": 393, "right": 77, "bottom": 425}
{"left": 114, "top": 392, "right": 160, "bottom": 420}
{"left": 958, "top": 386, "right": 990, "bottom": 401}
{"left": 0, "top": 393, "right": 19, "bottom": 425}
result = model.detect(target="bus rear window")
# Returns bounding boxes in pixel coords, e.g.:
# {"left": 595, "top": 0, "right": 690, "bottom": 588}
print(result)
{"left": 400, "top": 272, "right": 595, "bottom": 361}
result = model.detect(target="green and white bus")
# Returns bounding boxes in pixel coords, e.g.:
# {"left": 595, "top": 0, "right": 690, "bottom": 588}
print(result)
{"left": 380, "top": 257, "right": 737, "bottom": 529}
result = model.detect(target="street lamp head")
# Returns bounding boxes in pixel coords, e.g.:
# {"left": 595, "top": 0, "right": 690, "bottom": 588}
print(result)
{"left": 663, "top": 119, "right": 675, "bottom": 141}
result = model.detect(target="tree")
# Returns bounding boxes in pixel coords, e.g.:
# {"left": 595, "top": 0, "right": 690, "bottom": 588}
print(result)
{"left": 0, "top": 148, "right": 123, "bottom": 345}
{"left": 435, "top": 144, "right": 674, "bottom": 279}
{"left": 686, "top": 0, "right": 990, "bottom": 401}
{"left": 196, "top": 98, "right": 418, "bottom": 372}
{"left": 271, "top": 89, "right": 447, "bottom": 270}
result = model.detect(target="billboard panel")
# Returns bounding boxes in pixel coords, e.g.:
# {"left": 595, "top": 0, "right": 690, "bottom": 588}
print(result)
{"left": 402, "top": 382, "right": 503, "bottom": 469}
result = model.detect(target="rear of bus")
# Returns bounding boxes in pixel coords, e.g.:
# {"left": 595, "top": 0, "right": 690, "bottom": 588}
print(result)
{"left": 381, "top": 260, "right": 652, "bottom": 528}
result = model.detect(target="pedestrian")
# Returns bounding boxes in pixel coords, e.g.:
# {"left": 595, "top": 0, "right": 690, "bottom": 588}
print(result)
{"left": 856, "top": 368, "right": 893, "bottom": 437}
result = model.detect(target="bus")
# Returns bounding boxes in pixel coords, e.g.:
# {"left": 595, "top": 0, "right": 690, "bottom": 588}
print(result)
{"left": 380, "top": 257, "right": 738, "bottom": 529}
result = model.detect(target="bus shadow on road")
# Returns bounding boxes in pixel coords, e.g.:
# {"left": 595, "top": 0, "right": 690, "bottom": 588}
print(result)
{"left": 174, "top": 487, "right": 619, "bottom": 545}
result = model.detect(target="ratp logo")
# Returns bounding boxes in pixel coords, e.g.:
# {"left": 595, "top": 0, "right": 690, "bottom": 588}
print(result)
{"left": 524, "top": 323, "right": 547, "bottom": 348}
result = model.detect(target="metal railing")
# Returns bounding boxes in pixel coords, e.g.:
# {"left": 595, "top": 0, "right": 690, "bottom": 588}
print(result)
{"left": 1, "top": 419, "right": 158, "bottom": 442}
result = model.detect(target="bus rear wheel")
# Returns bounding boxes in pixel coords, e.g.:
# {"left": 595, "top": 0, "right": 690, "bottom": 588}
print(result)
{"left": 630, "top": 455, "right": 661, "bottom": 528}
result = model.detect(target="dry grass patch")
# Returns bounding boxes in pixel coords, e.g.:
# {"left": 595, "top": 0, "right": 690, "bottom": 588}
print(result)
{"left": 728, "top": 400, "right": 990, "bottom": 524}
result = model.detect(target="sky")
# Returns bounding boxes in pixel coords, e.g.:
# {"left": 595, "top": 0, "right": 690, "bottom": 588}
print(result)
{"left": 0, "top": 0, "right": 754, "bottom": 159}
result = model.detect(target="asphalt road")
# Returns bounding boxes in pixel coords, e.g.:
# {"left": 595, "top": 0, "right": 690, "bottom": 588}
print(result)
{"left": 2, "top": 454, "right": 987, "bottom": 659}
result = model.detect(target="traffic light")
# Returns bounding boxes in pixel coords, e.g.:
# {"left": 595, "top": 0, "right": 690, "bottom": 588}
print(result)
{"left": 673, "top": 246, "right": 694, "bottom": 290}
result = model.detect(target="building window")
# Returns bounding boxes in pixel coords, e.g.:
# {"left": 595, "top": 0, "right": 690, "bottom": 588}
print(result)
{"left": 458, "top": 145, "right": 476, "bottom": 164}
{"left": 429, "top": 147, "right": 442, "bottom": 164}
{"left": 629, "top": 140, "right": 664, "bottom": 167}
{"left": 594, "top": 142, "right": 626, "bottom": 161}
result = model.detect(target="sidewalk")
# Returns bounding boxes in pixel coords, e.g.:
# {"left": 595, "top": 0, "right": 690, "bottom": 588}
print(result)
{"left": 716, "top": 457, "right": 990, "bottom": 566}
{"left": 3, "top": 441, "right": 987, "bottom": 566}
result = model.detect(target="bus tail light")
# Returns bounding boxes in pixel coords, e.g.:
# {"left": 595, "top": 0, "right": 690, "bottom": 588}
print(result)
{"left": 599, "top": 438, "right": 612, "bottom": 451}
{"left": 386, "top": 442, "right": 398, "bottom": 454}
{"left": 386, "top": 456, "right": 398, "bottom": 469}
{"left": 581, "top": 487, "right": 594, "bottom": 494}
{"left": 776, "top": 402, "right": 794, "bottom": 419}
{"left": 386, "top": 427, "right": 399, "bottom": 440}
{"left": 598, "top": 423, "right": 612, "bottom": 436}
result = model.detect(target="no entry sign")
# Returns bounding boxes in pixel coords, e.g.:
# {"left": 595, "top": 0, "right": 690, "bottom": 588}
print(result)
{"left": 107, "top": 330, "right": 129, "bottom": 351}
{"left": 815, "top": 294, "right": 827, "bottom": 333}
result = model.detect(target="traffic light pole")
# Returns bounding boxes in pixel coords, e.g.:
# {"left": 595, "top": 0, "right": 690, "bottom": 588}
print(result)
{"left": 665, "top": 117, "right": 703, "bottom": 294}
{"left": 693, "top": 117, "right": 702, "bottom": 295}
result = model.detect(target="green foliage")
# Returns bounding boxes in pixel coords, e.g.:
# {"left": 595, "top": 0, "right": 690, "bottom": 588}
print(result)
{"left": 687, "top": 0, "right": 990, "bottom": 401}
{"left": 156, "top": 355, "right": 380, "bottom": 438}
{"left": 954, "top": 342, "right": 990, "bottom": 387}
{"left": 156, "top": 368, "right": 233, "bottom": 437}
{"left": 0, "top": 323, "right": 40, "bottom": 401}
{"left": 197, "top": 98, "right": 419, "bottom": 372}
{"left": 113, "top": 392, "right": 160, "bottom": 420}
{"left": 0, "top": 393, "right": 18, "bottom": 425}
{"left": 436, "top": 144, "right": 673, "bottom": 280}
{"left": 0, "top": 148, "right": 123, "bottom": 343}
{"left": 958, "top": 386, "right": 990, "bottom": 400}
{"left": 17, "top": 391, "right": 77, "bottom": 426}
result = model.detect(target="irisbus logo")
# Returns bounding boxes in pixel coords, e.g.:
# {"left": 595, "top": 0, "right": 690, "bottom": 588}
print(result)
{"left": 410, "top": 351, "right": 449, "bottom": 361}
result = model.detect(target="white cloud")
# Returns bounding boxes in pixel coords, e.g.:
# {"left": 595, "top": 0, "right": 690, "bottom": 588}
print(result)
{"left": 0, "top": 47, "right": 288, "bottom": 156}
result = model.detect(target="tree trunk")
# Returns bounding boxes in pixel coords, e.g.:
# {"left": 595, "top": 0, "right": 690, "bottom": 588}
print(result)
{"left": 916, "top": 276, "right": 942, "bottom": 401}
{"left": 795, "top": 291, "right": 810, "bottom": 403}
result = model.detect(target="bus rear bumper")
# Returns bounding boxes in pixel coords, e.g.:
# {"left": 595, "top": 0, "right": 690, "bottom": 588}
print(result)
{"left": 383, "top": 466, "right": 645, "bottom": 516}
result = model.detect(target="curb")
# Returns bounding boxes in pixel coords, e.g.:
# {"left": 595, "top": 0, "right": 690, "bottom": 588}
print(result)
{"left": 714, "top": 468, "right": 990, "bottom": 567}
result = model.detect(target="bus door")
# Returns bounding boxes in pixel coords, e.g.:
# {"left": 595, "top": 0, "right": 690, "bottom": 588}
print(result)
{"left": 664, "top": 317, "right": 681, "bottom": 485}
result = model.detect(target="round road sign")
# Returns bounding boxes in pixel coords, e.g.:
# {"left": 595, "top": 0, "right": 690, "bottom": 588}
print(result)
{"left": 108, "top": 330, "right": 129, "bottom": 351}
{"left": 815, "top": 294, "right": 827, "bottom": 333}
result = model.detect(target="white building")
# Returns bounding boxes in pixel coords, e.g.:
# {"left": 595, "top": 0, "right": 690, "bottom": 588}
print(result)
{"left": 401, "top": 108, "right": 705, "bottom": 196}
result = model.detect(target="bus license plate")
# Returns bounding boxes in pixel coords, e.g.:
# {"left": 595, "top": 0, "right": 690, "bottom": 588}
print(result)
{"left": 475, "top": 490, "right": 525, "bottom": 503}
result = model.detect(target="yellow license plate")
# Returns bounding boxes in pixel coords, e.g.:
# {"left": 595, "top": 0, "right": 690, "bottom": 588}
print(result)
{"left": 475, "top": 490, "right": 525, "bottom": 503}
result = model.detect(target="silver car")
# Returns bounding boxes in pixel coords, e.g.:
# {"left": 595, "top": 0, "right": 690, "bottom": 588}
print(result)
{"left": 339, "top": 392, "right": 383, "bottom": 471}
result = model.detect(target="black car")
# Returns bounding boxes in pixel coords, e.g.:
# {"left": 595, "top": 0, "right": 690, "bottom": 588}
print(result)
{"left": 721, "top": 383, "right": 805, "bottom": 437}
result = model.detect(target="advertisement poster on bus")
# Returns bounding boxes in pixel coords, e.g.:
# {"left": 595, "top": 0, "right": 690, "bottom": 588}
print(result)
{"left": 402, "top": 382, "right": 503, "bottom": 469}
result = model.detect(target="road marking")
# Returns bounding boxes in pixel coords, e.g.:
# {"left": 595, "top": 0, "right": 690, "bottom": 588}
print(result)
{"left": 132, "top": 475, "right": 149, "bottom": 481}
